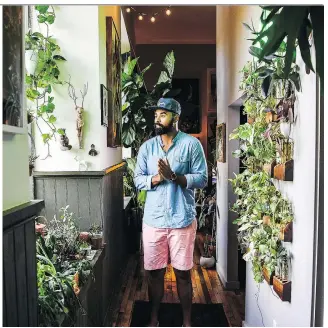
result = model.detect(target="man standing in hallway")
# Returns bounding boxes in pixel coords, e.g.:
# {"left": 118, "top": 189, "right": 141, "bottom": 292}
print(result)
{"left": 134, "top": 98, "right": 208, "bottom": 327}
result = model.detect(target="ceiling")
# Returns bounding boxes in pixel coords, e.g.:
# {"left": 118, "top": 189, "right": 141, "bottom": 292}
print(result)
{"left": 125, "top": 6, "right": 216, "bottom": 45}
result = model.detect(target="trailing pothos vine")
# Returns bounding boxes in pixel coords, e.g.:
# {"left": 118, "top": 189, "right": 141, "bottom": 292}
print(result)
{"left": 25, "top": 5, "right": 66, "bottom": 159}
{"left": 228, "top": 7, "right": 308, "bottom": 283}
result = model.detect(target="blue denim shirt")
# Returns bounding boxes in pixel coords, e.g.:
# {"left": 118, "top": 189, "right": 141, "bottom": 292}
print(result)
{"left": 134, "top": 131, "right": 208, "bottom": 229}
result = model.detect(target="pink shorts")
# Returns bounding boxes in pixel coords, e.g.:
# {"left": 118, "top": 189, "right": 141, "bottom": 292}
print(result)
{"left": 142, "top": 219, "right": 197, "bottom": 271}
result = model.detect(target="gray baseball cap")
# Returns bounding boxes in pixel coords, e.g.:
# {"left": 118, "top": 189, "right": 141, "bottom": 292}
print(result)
{"left": 149, "top": 98, "right": 181, "bottom": 116}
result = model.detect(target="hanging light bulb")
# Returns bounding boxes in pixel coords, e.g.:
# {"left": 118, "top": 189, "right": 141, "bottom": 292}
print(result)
{"left": 150, "top": 15, "right": 156, "bottom": 23}
{"left": 165, "top": 8, "right": 172, "bottom": 16}
{"left": 138, "top": 14, "right": 143, "bottom": 21}
{"left": 126, "top": 7, "right": 131, "bottom": 13}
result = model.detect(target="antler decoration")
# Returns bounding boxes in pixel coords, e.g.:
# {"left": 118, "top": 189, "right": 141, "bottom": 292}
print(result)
{"left": 66, "top": 75, "right": 89, "bottom": 149}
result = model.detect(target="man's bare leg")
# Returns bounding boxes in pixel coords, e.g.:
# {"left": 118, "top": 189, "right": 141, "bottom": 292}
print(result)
{"left": 174, "top": 268, "right": 193, "bottom": 327}
{"left": 147, "top": 268, "right": 166, "bottom": 326}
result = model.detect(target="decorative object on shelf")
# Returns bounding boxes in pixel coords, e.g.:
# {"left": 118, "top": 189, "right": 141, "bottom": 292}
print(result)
{"left": 74, "top": 155, "right": 88, "bottom": 171}
{"left": 59, "top": 128, "right": 72, "bottom": 151}
{"left": 88, "top": 144, "right": 98, "bottom": 156}
{"left": 67, "top": 75, "right": 88, "bottom": 149}
{"left": 29, "top": 154, "right": 39, "bottom": 176}
{"left": 216, "top": 123, "right": 226, "bottom": 163}
{"left": 125, "top": 6, "right": 172, "bottom": 23}
{"left": 279, "top": 222, "right": 293, "bottom": 242}
{"left": 106, "top": 17, "right": 122, "bottom": 147}
{"left": 100, "top": 84, "right": 109, "bottom": 127}
{"left": 3, "top": 6, "right": 26, "bottom": 134}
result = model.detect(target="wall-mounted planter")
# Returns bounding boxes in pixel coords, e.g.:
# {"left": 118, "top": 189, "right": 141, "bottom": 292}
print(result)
{"left": 263, "top": 266, "right": 274, "bottom": 285}
{"left": 273, "top": 160, "right": 294, "bottom": 181}
{"left": 263, "top": 161, "right": 276, "bottom": 178}
{"left": 279, "top": 222, "right": 293, "bottom": 242}
{"left": 273, "top": 276, "right": 291, "bottom": 302}
{"left": 265, "top": 111, "right": 279, "bottom": 123}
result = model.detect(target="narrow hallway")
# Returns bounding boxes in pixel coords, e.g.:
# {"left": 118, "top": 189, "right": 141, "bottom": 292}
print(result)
{"left": 109, "top": 233, "right": 245, "bottom": 327}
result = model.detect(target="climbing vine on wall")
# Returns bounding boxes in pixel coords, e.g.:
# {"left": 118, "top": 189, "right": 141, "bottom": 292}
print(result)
{"left": 25, "top": 5, "right": 66, "bottom": 159}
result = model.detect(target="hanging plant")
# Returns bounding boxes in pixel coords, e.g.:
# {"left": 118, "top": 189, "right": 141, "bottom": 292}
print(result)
{"left": 25, "top": 5, "right": 67, "bottom": 159}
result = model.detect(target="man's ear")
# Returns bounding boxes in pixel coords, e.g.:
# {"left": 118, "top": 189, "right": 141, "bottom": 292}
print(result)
{"left": 174, "top": 115, "right": 180, "bottom": 124}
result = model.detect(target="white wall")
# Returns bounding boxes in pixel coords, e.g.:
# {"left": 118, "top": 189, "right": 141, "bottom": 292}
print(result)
{"left": 3, "top": 134, "right": 30, "bottom": 210}
{"left": 216, "top": 5, "right": 318, "bottom": 326}
{"left": 33, "top": 5, "right": 122, "bottom": 172}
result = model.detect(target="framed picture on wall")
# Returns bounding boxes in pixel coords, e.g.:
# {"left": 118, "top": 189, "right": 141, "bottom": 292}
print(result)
{"left": 3, "top": 6, "right": 27, "bottom": 134}
{"left": 100, "top": 84, "right": 109, "bottom": 127}
{"left": 216, "top": 123, "right": 226, "bottom": 163}
{"left": 106, "top": 17, "right": 122, "bottom": 148}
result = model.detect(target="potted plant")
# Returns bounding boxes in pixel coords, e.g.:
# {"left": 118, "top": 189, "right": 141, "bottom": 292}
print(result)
{"left": 89, "top": 223, "right": 103, "bottom": 250}
{"left": 79, "top": 241, "right": 92, "bottom": 257}
{"left": 200, "top": 234, "right": 216, "bottom": 268}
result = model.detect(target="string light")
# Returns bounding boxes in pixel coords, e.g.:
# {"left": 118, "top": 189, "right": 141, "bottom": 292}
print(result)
{"left": 125, "top": 6, "right": 172, "bottom": 23}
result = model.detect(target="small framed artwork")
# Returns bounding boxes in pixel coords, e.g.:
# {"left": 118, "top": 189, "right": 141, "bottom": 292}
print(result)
{"left": 100, "top": 84, "right": 109, "bottom": 127}
{"left": 3, "top": 6, "right": 27, "bottom": 134}
{"left": 216, "top": 123, "right": 226, "bottom": 163}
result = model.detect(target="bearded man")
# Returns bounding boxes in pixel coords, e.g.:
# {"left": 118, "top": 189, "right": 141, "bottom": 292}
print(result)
{"left": 134, "top": 98, "right": 208, "bottom": 327}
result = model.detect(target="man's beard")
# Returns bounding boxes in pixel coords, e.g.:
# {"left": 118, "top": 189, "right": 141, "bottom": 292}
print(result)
{"left": 154, "top": 119, "right": 175, "bottom": 136}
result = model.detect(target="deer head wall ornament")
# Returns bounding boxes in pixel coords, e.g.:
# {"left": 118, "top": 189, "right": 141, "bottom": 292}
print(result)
{"left": 67, "top": 75, "right": 88, "bottom": 149}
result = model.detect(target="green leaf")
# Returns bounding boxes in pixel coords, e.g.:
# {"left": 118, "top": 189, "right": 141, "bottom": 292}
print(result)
{"left": 243, "top": 22, "right": 253, "bottom": 32}
{"left": 141, "top": 63, "right": 152, "bottom": 75}
{"left": 53, "top": 55, "right": 67, "bottom": 61}
{"left": 32, "top": 32, "right": 44, "bottom": 39}
{"left": 124, "top": 57, "right": 139, "bottom": 75}
{"left": 46, "top": 85, "right": 52, "bottom": 94}
{"left": 249, "top": 46, "right": 262, "bottom": 59}
{"left": 46, "top": 14, "right": 55, "bottom": 24}
{"left": 48, "top": 115, "right": 57, "bottom": 124}
{"left": 57, "top": 128, "right": 65, "bottom": 135}
{"left": 37, "top": 14, "right": 47, "bottom": 23}
{"left": 163, "top": 50, "right": 175, "bottom": 78}
{"left": 35, "top": 5, "right": 49, "bottom": 14}
{"left": 42, "top": 133, "right": 51, "bottom": 143}
{"left": 122, "top": 124, "right": 136, "bottom": 147}
{"left": 47, "top": 103, "right": 55, "bottom": 112}
{"left": 289, "top": 72, "right": 301, "bottom": 92}
{"left": 310, "top": 6, "right": 324, "bottom": 86}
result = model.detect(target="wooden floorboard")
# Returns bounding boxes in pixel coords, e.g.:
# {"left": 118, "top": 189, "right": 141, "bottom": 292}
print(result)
{"left": 111, "top": 232, "right": 245, "bottom": 327}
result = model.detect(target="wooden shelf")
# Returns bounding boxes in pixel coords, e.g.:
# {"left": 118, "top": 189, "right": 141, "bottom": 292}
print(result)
{"left": 279, "top": 222, "right": 293, "bottom": 242}
{"left": 273, "top": 160, "right": 294, "bottom": 181}
{"left": 273, "top": 276, "right": 291, "bottom": 302}
{"left": 263, "top": 266, "right": 274, "bottom": 285}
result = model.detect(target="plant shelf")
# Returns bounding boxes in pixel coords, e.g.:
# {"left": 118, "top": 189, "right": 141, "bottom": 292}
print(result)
{"left": 273, "top": 276, "right": 291, "bottom": 302}
{"left": 274, "top": 160, "right": 294, "bottom": 181}
{"left": 263, "top": 266, "right": 274, "bottom": 285}
{"left": 265, "top": 111, "right": 279, "bottom": 123}
{"left": 263, "top": 161, "right": 276, "bottom": 178}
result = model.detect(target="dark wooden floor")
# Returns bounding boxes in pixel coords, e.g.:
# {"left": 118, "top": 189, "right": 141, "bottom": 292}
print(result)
{"left": 109, "top": 233, "right": 245, "bottom": 327}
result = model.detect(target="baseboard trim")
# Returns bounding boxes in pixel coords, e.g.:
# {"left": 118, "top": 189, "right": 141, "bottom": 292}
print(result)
{"left": 216, "top": 262, "right": 240, "bottom": 290}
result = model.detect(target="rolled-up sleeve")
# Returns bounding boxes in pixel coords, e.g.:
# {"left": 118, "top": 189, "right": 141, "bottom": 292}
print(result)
{"left": 134, "top": 143, "right": 156, "bottom": 191}
{"left": 185, "top": 140, "right": 208, "bottom": 189}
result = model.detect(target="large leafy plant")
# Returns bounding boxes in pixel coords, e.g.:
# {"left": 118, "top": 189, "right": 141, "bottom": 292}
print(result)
{"left": 26, "top": 5, "right": 67, "bottom": 159}
{"left": 122, "top": 51, "right": 179, "bottom": 153}
{"left": 250, "top": 6, "right": 323, "bottom": 88}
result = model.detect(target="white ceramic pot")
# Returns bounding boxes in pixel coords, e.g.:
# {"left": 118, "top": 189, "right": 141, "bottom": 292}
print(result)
{"left": 25, "top": 50, "right": 38, "bottom": 75}
{"left": 280, "top": 122, "right": 291, "bottom": 138}
{"left": 200, "top": 256, "right": 215, "bottom": 268}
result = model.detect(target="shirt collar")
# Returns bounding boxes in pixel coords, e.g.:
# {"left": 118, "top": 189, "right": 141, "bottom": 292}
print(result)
{"left": 158, "top": 130, "right": 181, "bottom": 147}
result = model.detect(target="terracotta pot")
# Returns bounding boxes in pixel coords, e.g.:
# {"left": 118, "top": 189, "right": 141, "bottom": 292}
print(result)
{"left": 263, "top": 215, "right": 271, "bottom": 225}
{"left": 91, "top": 234, "right": 103, "bottom": 249}
{"left": 35, "top": 223, "right": 46, "bottom": 236}
{"left": 79, "top": 232, "right": 90, "bottom": 242}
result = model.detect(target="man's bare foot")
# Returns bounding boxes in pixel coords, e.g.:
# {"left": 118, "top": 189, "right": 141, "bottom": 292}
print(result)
{"left": 148, "top": 320, "right": 159, "bottom": 327}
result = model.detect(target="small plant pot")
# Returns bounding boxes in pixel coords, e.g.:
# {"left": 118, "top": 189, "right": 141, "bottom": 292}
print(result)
{"left": 265, "top": 111, "right": 279, "bottom": 123}
{"left": 79, "top": 232, "right": 90, "bottom": 242}
{"left": 262, "top": 266, "right": 274, "bottom": 285}
{"left": 263, "top": 160, "right": 276, "bottom": 178}
{"left": 91, "top": 233, "right": 103, "bottom": 250}
{"left": 273, "top": 160, "right": 294, "bottom": 181}
{"left": 247, "top": 116, "right": 255, "bottom": 124}
{"left": 200, "top": 256, "right": 215, "bottom": 268}
{"left": 80, "top": 245, "right": 92, "bottom": 256}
